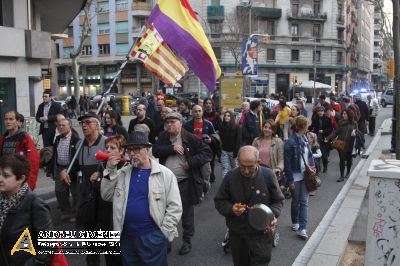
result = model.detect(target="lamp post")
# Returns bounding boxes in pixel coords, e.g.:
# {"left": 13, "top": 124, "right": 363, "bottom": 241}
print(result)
{"left": 309, "top": 38, "right": 317, "bottom": 104}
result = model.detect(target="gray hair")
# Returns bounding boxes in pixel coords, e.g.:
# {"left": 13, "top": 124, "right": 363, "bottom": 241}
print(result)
{"left": 238, "top": 146, "right": 259, "bottom": 162}
{"left": 134, "top": 123, "right": 150, "bottom": 137}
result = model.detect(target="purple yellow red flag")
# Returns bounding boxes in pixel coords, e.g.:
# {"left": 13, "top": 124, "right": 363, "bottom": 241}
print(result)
{"left": 129, "top": 26, "right": 189, "bottom": 86}
{"left": 147, "top": 0, "right": 221, "bottom": 92}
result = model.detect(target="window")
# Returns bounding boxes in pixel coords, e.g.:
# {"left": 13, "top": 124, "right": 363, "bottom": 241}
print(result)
{"left": 63, "top": 47, "right": 73, "bottom": 59}
{"left": 81, "top": 45, "right": 92, "bottom": 56}
{"left": 291, "top": 24, "right": 299, "bottom": 41}
{"left": 314, "top": 50, "right": 321, "bottom": 62}
{"left": 56, "top": 43, "right": 60, "bottom": 58}
{"left": 97, "top": 2, "right": 109, "bottom": 13}
{"left": 267, "top": 49, "right": 275, "bottom": 61}
{"left": 338, "top": 28, "right": 344, "bottom": 44}
{"left": 1, "top": 0, "right": 14, "bottom": 27}
{"left": 210, "top": 22, "right": 222, "bottom": 38}
{"left": 291, "top": 50, "right": 299, "bottom": 61}
{"left": 266, "top": 20, "right": 275, "bottom": 40}
{"left": 116, "top": 21, "right": 129, "bottom": 33}
{"left": 99, "top": 44, "right": 110, "bottom": 55}
{"left": 98, "top": 23, "right": 110, "bottom": 35}
{"left": 337, "top": 51, "right": 343, "bottom": 64}
{"left": 212, "top": 47, "right": 222, "bottom": 61}
{"left": 313, "top": 0, "right": 320, "bottom": 14}
{"left": 292, "top": 0, "right": 299, "bottom": 16}
{"left": 116, "top": 43, "right": 129, "bottom": 55}
{"left": 116, "top": 0, "right": 128, "bottom": 11}
{"left": 313, "top": 24, "right": 321, "bottom": 41}
{"left": 67, "top": 26, "right": 73, "bottom": 37}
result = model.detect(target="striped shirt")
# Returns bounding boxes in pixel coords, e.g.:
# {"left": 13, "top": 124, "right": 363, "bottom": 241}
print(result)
{"left": 57, "top": 131, "right": 72, "bottom": 166}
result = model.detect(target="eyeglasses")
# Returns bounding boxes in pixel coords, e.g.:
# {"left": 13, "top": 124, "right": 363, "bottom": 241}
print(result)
{"left": 126, "top": 146, "right": 146, "bottom": 153}
{"left": 79, "top": 120, "right": 97, "bottom": 126}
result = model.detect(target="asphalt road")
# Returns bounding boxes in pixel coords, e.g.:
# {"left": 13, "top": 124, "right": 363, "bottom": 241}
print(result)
{"left": 44, "top": 106, "right": 392, "bottom": 266}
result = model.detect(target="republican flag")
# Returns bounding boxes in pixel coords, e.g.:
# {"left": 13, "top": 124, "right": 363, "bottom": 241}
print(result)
{"left": 147, "top": 0, "right": 221, "bottom": 92}
{"left": 129, "top": 26, "right": 189, "bottom": 86}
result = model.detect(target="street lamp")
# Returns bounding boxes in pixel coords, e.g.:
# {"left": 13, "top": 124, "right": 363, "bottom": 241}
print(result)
{"left": 309, "top": 38, "right": 317, "bottom": 104}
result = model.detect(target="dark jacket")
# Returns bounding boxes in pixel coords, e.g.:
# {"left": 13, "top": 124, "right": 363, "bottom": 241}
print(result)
{"left": 0, "top": 190, "right": 52, "bottom": 266}
{"left": 0, "top": 130, "right": 40, "bottom": 190}
{"left": 152, "top": 128, "right": 213, "bottom": 205}
{"left": 242, "top": 111, "right": 262, "bottom": 145}
{"left": 128, "top": 117, "right": 156, "bottom": 143}
{"left": 51, "top": 130, "right": 81, "bottom": 179}
{"left": 35, "top": 100, "right": 64, "bottom": 135}
{"left": 102, "top": 124, "right": 129, "bottom": 140}
{"left": 214, "top": 167, "right": 284, "bottom": 235}
{"left": 310, "top": 115, "right": 334, "bottom": 141}
{"left": 330, "top": 121, "right": 357, "bottom": 153}
{"left": 284, "top": 134, "right": 315, "bottom": 185}
{"left": 219, "top": 123, "right": 241, "bottom": 156}
{"left": 355, "top": 99, "right": 369, "bottom": 122}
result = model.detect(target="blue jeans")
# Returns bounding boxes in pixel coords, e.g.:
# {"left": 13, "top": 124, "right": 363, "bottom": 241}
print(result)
{"left": 221, "top": 150, "right": 237, "bottom": 178}
{"left": 121, "top": 229, "right": 168, "bottom": 266}
{"left": 290, "top": 180, "right": 309, "bottom": 231}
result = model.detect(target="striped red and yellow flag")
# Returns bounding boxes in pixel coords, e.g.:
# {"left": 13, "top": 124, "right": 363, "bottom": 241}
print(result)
{"left": 129, "top": 26, "right": 188, "bottom": 86}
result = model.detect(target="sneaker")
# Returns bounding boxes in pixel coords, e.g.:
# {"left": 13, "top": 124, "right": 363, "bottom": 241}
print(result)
{"left": 297, "top": 229, "right": 308, "bottom": 240}
{"left": 336, "top": 177, "right": 345, "bottom": 182}
{"left": 291, "top": 223, "right": 299, "bottom": 231}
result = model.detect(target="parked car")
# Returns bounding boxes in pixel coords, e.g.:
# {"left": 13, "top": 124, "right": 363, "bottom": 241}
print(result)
{"left": 380, "top": 89, "right": 394, "bottom": 107}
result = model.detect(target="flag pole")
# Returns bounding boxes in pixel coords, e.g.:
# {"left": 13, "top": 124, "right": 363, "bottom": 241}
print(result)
{"left": 66, "top": 27, "right": 147, "bottom": 175}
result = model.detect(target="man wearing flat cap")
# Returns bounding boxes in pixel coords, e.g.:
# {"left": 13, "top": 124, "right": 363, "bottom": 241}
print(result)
{"left": 101, "top": 131, "right": 182, "bottom": 265}
{"left": 153, "top": 112, "right": 212, "bottom": 255}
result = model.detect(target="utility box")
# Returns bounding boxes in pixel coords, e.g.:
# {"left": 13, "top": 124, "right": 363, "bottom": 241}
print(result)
{"left": 366, "top": 160, "right": 400, "bottom": 266}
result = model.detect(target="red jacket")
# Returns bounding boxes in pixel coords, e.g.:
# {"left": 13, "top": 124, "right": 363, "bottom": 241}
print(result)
{"left": 0, "top": 130, "right": 40, "bottom": 190}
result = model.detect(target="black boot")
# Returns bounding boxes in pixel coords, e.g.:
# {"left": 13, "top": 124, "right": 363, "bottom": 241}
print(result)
{"left": 179, "top": 241, "right": 192, "bottom": 255}
{"left": 336, "top": 176, "right": 345, "bottom": 182}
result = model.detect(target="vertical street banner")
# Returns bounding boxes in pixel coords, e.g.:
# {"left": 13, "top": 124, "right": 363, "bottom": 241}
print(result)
{"left": 220, "top": 77, "right": 243, "bottom": 110}
{"left": 242, "top": 37, "right": 259, "bottom": 77}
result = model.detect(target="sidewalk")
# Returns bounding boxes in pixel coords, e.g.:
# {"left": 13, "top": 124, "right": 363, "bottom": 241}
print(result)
{"left": 293, "top": 118, "right": 392, "bottom": 266}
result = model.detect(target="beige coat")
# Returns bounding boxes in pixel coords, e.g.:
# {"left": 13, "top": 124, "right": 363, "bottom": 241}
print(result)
{"left": 252, "top": 136, "right": 284, "bottom": 171}
{"left": 100, "top": 159, "right": 182, "bottom": 242}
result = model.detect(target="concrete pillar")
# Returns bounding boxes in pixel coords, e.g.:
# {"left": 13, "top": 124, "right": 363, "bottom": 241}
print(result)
{"left": 366, "top": 159, "right": 400, "bottom": 266}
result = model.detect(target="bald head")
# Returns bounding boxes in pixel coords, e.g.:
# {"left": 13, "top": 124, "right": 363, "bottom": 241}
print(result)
{"left": 238, "top": 146, "right": 259, "bottom": 162}
{"left": 238, "top": 146, "right": 259, "bottom": 178}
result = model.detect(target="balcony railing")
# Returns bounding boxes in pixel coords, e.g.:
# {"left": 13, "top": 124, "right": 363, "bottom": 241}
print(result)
{"left": 253, "top": 7, "right": 282, "bottom": 19}
{"left": 132, "top": 1, "right": 152, "bottom": 16}
{"left": 287, "top": 11, "right": 327, "bottom": 22}
{"left": 207, "top": 5, "right": 224, "bottom": 22}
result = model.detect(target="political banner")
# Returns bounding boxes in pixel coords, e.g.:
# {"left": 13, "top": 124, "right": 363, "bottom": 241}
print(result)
{"left": 242, "top": 37, "right": 259, "bottom": 77}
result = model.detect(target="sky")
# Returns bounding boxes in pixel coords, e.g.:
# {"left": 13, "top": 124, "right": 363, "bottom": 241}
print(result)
{"left": 383, "top": 0, "right": 393, "bottom": 29}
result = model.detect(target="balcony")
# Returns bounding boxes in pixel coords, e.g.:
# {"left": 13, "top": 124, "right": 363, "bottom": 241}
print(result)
{"left": 337, "top": 15, "right": 345, "bottom": 25}
{"left": 287, "top": 11, "right": 327, "bottom": 22}
{"left": 253, "top": 7, "right": 282, "bottom": 19}
{"left": 132, "top": 1, "right": 153, "bottom": 17}
{"left": 207, "top": 5, "right": 225, "bottom": 22}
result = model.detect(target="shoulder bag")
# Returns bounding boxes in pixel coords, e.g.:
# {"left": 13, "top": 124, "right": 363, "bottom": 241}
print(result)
{"left": 330, "top": 127, "right": 351, "bottom": 152}
{"left": 300, "top": 141, "right": 321, "bottom": 192}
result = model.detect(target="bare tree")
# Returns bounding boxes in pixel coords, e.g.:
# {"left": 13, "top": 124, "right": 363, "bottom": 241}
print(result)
{"left": 69, "top": 0, "right": 94, "bottom": 99}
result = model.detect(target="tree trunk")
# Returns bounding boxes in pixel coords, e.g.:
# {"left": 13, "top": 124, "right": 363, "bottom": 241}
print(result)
{"left": 72, "top": 56, "right": 81, "bottom": 100}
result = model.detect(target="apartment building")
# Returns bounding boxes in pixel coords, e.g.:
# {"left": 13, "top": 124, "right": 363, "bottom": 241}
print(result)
{"left": 0, "top": 0, "right": 85, "bottom": 127}
{"left": 55, "top": 0, "right": 157, "bottom": 97}
{"left": 371, "top": 0, "right": 387, "bottom": 91}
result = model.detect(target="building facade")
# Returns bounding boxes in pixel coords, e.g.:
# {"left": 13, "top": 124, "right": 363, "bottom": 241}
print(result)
{"left": 55, "top": 0, "right": 159, "bottom": 98}
{"left": 0, "top": 0, "right": 85, "bottom": 127}
{"left": 371, "top": 0, "right": 387, "bottom": 91}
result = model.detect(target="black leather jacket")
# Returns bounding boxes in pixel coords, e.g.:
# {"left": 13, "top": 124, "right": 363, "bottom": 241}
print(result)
{"left": 0, "top": 190, "right": 52, "bottom": 266}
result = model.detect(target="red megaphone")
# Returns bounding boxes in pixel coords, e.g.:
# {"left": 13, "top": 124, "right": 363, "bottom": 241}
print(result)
{"left": 95, "top": 150, "right": 128, "bottom": 162}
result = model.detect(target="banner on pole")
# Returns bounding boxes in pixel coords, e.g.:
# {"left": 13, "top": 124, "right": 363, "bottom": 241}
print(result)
{"left": 129, "top": 26, "right": 189, "bottom": 86}
{"left": 242, "top": 37, "right": 259, "bottom": 77}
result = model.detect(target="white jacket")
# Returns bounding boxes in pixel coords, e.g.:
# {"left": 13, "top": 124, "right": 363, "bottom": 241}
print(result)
{"left": 368, "top": 98, "right": 379, "bottom": 117}
{"left": 100, "top": 159, "right": 182, "bottom": 241}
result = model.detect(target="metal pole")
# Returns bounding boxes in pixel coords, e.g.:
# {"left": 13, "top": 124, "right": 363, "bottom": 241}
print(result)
{"left": 66, "top": 27, "right": 146, "bottom": 174}
{"left": 313, "top": 38, "right": 317, "bottom": 104}
{"left": 392, "top": 0, "right": 400, "bottom": 158}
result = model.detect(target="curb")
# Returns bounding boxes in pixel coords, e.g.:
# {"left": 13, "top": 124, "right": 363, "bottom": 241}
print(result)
{"left": 293, "top": 118, "right": 390, "bottom": 265}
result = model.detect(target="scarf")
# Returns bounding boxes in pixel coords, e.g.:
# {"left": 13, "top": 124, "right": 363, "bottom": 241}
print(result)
{"left": 0, "top": 182, "right": 29, "bottom": 231}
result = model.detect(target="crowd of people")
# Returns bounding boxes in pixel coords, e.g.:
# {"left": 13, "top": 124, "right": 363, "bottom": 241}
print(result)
{"left": 0, "top": 89, "right": 380, "bottom": 266}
